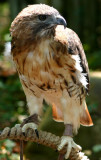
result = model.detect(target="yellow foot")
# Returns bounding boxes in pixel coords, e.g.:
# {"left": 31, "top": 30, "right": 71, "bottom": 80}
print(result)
{"left": 58, "top": 136, "right": 82, "bottom": 159}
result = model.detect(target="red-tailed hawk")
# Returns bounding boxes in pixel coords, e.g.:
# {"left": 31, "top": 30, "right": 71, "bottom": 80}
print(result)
{"left": 10, "top": 4, "right": 93, "bottom": 159}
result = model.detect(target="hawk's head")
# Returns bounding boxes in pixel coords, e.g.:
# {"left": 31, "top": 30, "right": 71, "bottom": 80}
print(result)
{"left": 10, "top": 4, "right": 67, "bottom": 41}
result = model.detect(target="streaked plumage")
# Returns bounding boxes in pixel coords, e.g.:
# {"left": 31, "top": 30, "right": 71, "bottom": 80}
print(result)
{"left": 10, "top": 4, "right": 93, "bottom": 138}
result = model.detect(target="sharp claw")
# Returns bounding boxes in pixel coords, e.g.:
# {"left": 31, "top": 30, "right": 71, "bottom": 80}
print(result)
{"left": 21, "top": 122, "right": 38, "bottom": 139}
{"left": 22, "top": 132, "right": 26, "bottom": 136}
{"left": 7, "top": 130, "right": 10, "bottom": 136}
{"left": 35, "top": 129, "right": 39, "bottom": 138}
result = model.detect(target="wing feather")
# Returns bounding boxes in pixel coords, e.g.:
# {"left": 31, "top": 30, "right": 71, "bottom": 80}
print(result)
{"left": 66, "top": 28, "right": 89, "bottom": 93}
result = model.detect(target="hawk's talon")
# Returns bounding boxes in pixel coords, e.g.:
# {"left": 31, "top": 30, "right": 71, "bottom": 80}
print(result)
{"left": 21, "top": 122, "right": 38, "bottom": 138}
{"left": 7, "top": 130, "right": 10, "bottom": 136}
{"left": 35, "top": 129, "right": 39, "bottom": 138}
{"left": 22, "top": 132, "right": 26, "bottom": 136}
{"left": 20, "top": 114, "right": 39, "bottom": 138}
{"left": 58, "top": 136, "right": 82, "bottom": 159}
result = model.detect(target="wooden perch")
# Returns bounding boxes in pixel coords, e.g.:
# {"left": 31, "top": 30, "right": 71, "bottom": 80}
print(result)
{"left": 0, "top": 125, "right": 89, "bottom": 160}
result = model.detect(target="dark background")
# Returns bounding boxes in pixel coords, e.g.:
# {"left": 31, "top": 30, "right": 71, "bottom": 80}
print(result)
{"left": 0, "top": 0, "right": 101, "bottom": 160}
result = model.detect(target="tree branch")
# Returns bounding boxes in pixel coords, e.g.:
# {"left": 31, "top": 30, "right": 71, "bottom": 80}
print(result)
{"left": 0, "top": 125, "right": 89, "bottom": 160}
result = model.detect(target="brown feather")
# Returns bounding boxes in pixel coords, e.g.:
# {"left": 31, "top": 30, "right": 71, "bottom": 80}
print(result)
{"left": 52, "top": 103, "right": 63, "bottom": 122}
{"left": 10, "top": 4, "right": 93, "bottom": 133}
{"left": 80, "top": 102, "right": 93, "bottom": 126}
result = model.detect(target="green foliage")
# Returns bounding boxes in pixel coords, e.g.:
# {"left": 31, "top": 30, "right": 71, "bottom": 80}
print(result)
{"left": 0, "top": 140, "right": 19, "bottom": 160}
{"left": 88, "top": 103, "right": 98, "bottom": 112}
{"left": 0, "top": 74, "right": 25, "bottom": 159}
{"left": 0, "top": 75, "right": 26, "bottom": 128}
{"left": 92, "top": 144, "right": 101, "bottom": 153}
{"left": 83, "top": 44, "right": 101, "bottom": 70}
{"left": 0, "top": 2, "right": 10, "bottom": 42}
{"left": 88, "top": 50, "right": 101, "bottom": 70}
{"left": 0, "top": 1, "right": 101, "bottom": 160}
{"left": 3, "top": 140, "right": 15, "bottom": 152}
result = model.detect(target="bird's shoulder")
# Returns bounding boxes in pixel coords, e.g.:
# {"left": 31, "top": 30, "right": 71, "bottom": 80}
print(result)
{"left": 53, "top": 26, "right": 89, "bottom": 93}
{"left": 54, "top": 26, "right": 85, "bottom": 56}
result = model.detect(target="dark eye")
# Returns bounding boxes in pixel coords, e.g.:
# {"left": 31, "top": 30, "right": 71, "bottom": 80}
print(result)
{"left": 38, "top": 15, "right": 47, "bottom": 21}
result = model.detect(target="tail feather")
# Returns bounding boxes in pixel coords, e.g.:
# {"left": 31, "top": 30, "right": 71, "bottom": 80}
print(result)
{"left": 52, "top": 103, "right": 63, "bottom": 122}
{"left": 80, "top": 101, "right": 93, "bottom": 126}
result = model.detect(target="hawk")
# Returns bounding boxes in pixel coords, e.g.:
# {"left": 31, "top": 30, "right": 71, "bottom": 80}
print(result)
{"left": 10, "top": 4, "right": 93, "bottom": 159}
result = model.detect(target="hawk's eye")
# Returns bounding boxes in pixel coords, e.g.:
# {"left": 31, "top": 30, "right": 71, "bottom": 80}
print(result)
{"left": 38, "top": 15, "right": 47, "bottom": 21}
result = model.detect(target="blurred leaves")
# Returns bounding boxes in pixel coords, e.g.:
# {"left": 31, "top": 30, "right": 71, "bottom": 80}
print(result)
{"left": 4, "top": 140, "right": 15, "bottom": 152}
{"left": 92, "top": 144, "right": 101, "bottom": 153}
{"left": 0, "top": 2, "right": 10, "bottom": 43}
{"left": 0, "top": 74, "right": 26, "bottom": 127}
{"left": 0, "top": 140, "right": 19, "bottom": 160}
{"left": 0, "top": 0, "right": 101, "bottom": 160}
{"left": 4, "top": 33, "right": 11, "bottom": 42}
{"left": 88, "top": 50, "right": 101, "bottom": 70}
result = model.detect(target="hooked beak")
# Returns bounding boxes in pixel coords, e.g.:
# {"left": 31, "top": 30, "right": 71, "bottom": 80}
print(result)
{"left": 55, "top": 15, "right": 67, "bottom": 28}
